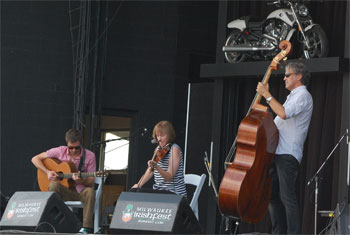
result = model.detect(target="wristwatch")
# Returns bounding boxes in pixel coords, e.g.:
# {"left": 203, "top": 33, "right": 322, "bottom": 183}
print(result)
{"left": 266, "top": 96, "right": 273, "bottom": 104}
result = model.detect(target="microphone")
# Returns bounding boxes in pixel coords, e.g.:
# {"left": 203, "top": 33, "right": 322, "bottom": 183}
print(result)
{"left": 151, "top": 139, "right": 158, "bottom": 144}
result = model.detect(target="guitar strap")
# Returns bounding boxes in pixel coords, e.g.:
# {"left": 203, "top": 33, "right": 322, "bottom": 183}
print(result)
{"left": 78, "top": 148, "right": 86, "bottom": 172}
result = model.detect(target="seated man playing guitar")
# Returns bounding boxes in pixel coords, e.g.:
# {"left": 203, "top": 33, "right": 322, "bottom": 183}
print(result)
{"left": 32, "top": 128, "right": 96, "bottom": 234}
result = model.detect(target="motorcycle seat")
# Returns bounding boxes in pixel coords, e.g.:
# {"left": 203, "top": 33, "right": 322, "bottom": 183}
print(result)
{"left": 240, "top": 16, "right": 265, "bottom": 28}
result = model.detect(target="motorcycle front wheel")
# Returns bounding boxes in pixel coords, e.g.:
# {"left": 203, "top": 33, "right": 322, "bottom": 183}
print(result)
{"left": 303, "top": 25, "right": 329, "bottom": 58}
{"left": 224, "top": 29, "right": 249, "bottom": 63}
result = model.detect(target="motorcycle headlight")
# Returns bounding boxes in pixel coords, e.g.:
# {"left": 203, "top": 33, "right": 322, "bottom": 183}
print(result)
{"left": 298, "top": 4, "right": 309, "bottom": 17}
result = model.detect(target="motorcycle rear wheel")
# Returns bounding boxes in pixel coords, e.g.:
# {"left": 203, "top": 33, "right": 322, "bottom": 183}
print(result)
{"left": 303, "top": 25, "right": 329, "bottom": 58}
{"left": 224, "top": 29, "right": 249, "bottom": 63}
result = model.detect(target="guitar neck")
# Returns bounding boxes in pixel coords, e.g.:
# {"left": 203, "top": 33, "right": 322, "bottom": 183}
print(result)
{"left": 62, "top": 172, "right": 96, "bottom": 179}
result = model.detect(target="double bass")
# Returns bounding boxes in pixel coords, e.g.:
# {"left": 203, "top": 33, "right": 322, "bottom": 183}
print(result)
{"left": 218, "top": 41, "right": 292, "bottom": 223}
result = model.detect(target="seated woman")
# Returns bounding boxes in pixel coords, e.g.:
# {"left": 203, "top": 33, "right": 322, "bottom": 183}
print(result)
{"left": 132, "top": 120, "right": 187, "bottom": 198}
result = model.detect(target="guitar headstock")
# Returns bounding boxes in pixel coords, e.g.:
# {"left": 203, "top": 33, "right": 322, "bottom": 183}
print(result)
{"left": 95, "top": 170, "right": 110, "bottom": 177}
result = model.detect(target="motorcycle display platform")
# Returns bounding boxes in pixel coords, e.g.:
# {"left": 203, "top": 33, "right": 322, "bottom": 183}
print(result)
{"left": 200, "top": 57, "right": 349, "bottom": 79}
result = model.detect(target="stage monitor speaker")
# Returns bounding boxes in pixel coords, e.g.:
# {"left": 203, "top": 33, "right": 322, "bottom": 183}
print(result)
{"left": 0, "top": 193, "right": 8, "bottom": 219}
{"left": 0, "top": 191, "right": 81, "bottom": 233}
{"left": 110, "top": 192, "right": 202, "bottom": 234}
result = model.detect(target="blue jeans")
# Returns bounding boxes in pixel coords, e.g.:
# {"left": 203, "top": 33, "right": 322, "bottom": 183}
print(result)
{"left": 269, "top": 154, "right": 300, "bottom": 234}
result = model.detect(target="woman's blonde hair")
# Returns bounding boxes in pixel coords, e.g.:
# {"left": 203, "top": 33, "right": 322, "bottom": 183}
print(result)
{"left": 152, "top": 121, "right": 176, "bottom": 143}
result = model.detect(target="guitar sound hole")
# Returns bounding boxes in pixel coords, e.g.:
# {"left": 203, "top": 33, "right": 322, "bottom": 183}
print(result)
{"left": 57, "top": 172, "right": 64, "bottom": 180}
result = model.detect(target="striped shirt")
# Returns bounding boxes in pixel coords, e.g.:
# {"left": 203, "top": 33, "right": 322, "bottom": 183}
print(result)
{"left": 153, "top": 143, "right": 187, "bottom": 197}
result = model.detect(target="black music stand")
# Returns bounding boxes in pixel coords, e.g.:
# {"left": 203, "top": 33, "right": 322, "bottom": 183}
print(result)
{"left": 307, "top": 130, "right": 348, "bottom": 235}
{"left": 204, "top": 152, "right": 240, "bottom": 235}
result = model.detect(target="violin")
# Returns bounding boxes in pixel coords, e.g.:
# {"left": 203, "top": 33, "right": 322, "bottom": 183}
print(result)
{"left": 155, "top": 144, "right": 171, "bottom": 162}
{"left": 150, "top": 143, "right": 171, "bottom": 171}
{"left": 133, "top": 143, "right": 172, "bottom": 189}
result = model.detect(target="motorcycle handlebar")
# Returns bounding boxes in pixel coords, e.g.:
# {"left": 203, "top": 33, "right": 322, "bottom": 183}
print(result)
{"left": 267, "top": 0, "right": 287, "bottom": 7}
{"left": 267, "top": 1, "right": 280, "bottom": 6}
{"left": 267, "top": 0, "right": 310, "bottom": 6}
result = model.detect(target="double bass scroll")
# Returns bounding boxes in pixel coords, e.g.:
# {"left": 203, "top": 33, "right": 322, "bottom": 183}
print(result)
{"left": 218, "top": 41, "right": 292, "bottom": 224}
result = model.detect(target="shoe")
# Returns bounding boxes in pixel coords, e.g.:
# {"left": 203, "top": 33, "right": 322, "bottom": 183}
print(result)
{"left": 79, "top": 228, "right": 92, "bottom": 234}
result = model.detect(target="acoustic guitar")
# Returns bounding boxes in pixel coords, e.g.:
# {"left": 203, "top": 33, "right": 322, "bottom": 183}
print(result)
{"left": 37, "top": 158, "right": 107, "bottom": 191}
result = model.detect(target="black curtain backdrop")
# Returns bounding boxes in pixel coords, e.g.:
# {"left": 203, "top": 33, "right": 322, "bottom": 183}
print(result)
{"left": 220, "top": 1, "right": 347, "bottom": 234}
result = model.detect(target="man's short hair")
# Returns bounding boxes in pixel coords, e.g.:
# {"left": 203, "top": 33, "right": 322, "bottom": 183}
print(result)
{"left": 286, "top": 62, "right": 311, "bottom": 86}
{"left": 65, "top": 128, "right": 82, "bottom": 143}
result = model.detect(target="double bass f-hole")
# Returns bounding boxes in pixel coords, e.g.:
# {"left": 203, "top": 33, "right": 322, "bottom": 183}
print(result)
{"left": 218, "top": 40, "right": 292, "bottom": 224}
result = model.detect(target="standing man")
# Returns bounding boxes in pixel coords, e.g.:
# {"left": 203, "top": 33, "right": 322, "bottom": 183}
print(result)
{"left": 32, "top": 129, "right": 96, "bottom": 234}
{"left": 256, "top": 62, "right": 313, "bottom": 234}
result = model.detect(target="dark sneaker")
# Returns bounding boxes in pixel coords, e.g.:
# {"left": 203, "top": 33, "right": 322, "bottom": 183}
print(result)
{"left": 79, "top": 228, "right": 92, "bottom": 234}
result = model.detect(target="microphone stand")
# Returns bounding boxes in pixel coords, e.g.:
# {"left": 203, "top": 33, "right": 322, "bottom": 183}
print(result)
{"left": 92, "top": 127, "right": 147, "bottom": 233}
{"left": 307, "top": 130, "right": 348, "bottom": 235}
{"left": 93, "top": 137, "right": 124, "bottom": 233}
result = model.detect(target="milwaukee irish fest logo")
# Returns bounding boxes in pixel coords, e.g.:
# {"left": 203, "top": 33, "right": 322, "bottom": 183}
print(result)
{"left": 6, "top": 201, "right": 42, "bottom": 219}
{"left": 122, "top": 204, "right": 133, "bottom": 222}
{"left": 121, "top": 203, "right": 173, "bottom": 225}
{"left": 7, "top": 202, "right": 16, "bottom": 219}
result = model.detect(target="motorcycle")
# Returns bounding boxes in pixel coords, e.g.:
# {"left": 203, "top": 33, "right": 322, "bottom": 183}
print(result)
{"left": 223, "top": 0, "right": 329, "bottom": 63}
